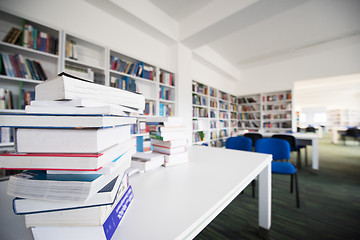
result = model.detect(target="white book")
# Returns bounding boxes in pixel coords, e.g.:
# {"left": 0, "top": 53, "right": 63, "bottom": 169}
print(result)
{"left": 25, "top": 105, "right": 128, "bottom": 116}
{"left": 25, "top": 185, "right": 133, "bottom": 228}
{"left": 146, "top": 116, "right": 184, "bottom": 125}
{"left": 152, "top": 145, "right": 186, "bottom": 155}
{"left": 1, "top": 140, "right": 135, "bottom": 171}
{"left": 163, "top": 158, "right": 189, "bottom": 167}
{"left": 7, "top": 155, "right": 131, "bottom": 203}
{"left": 0, "top": 112, "right": 136, "bottom": 128}
{"left": 131, "top": 152, "right": 165, "bottom": 171}
{"left": 15, "top": 125, "right": 131, "bottom": 153}
{"left": 151, "top": 138, "right": 188, "bottom": 148}
{"left": 164, "top": 151, "right": 189, "bottom": 164}
{"left": 13, "top": 172, "right": 128, "bottom": 215}
{"left": 35, "top": 72, "right": 145, "bottom": 112}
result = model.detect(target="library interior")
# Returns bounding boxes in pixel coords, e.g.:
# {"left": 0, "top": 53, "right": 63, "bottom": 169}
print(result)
{"left": 0, "top": 0, "right": 359, "bottom": 239}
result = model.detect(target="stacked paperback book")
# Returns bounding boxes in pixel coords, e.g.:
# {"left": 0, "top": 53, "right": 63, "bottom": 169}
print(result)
{"left": 146, "top": 117, "right": 189, "bottom": 167}
{"left": 0, "top": 72, "right": 145, "bottom": 240}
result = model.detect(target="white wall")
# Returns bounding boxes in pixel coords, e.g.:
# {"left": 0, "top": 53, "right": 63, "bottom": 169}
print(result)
{"left": 238, "top": 34, "right": 360, "bottom": 95}
{"left": 0, "top": 0, "right": 177, "bottom": 72}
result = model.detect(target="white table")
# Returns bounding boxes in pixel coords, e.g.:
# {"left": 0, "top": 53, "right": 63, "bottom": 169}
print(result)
{"left": 114, "top": 146, "right": 272, "bottom": 239}
{"left": 0, "top": 146, "right": 272, "bottom": 240}
{"left": 262, "top": 133, "right": 319, "bottom": 170}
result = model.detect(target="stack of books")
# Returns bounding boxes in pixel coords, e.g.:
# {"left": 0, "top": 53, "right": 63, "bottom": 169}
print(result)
{"left": 0, "top": 73, "right": 145, "bottom": 240}
{"left": 146, "top": 117, "right": 189, "bottom": 167}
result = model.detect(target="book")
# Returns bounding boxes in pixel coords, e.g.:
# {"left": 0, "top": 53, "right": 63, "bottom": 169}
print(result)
{"left": 0, "top": 112, "right": 136, "bottom": 128}
{"left": 151, "top": 138, "right": 188, "bottom": 148}
{"left": 149, "top": 131, "right": 186, "bottom": 141}
{"left": 30, "top": 185, "right": 133, "bottom": 240}
{"left": 131, "top": 152, "right": 165, "bottom": 171}
{"left": 146, "top": 116, "right": 184, "bottom": 125}
{"left": 25, "top": 185, "right": 133, "bottom": 228}
{"left": 15, "top": 125, "right": 132, "bottom": 153}
{"left": 34, "top": 72, "right": 145, "bottom": 112}
{"left": 148, "top": 125, "right": 186, "bottom": 133}
{"left": 163, "top": 152, "right": 189, "bottom": 167}
{"left": 12, "top": 172, "right": 128, "bottom": 215}
{"left": 1, "top": 140, "right": 135, "bottom": 171}
{"left": 6, "top": 155, "right": 131, "bottom": 202}
{"left": 152, "top": 145, "right": 186, "bottom": 155}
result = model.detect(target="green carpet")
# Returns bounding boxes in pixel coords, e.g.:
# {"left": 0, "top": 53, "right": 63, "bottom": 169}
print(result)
{"left": 194, "top": 134, "right": 360, "bottom": 240}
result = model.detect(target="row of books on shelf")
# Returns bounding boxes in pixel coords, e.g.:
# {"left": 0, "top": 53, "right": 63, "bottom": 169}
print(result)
{"left": 219, "top": 129, "right": 228, "bottom": 138}
{"left": 239, "top": 112, "right": 259, "bottom": 120}
{"left": 263, "top": 93, "right": 291, "bottom": 102}
{"left": 219, "top": 111, "right": 229, "bottom": 119}
{"left": 0, "top": 88, "right": 13, "bottom": 109}
{"left": 238, "top": 121, "right": 260, "bottom": 128}
{"left": 230, "top": 105, "right": 237, "bottom": 111}
{"left": 110, "top": 76, "right": 138, "bottom": 93}
{"left": 192, "top": 94, "right": 207, "bottom": 106}
{"left": 159, "top": 103, "right": 172, "bottom": 117}
{"left": 3, "top": 25, "right": 58, "bottom": 55}
{"left": 144, "top": 101, "right": 155, "bottom": 116}
{"left": 238, "top": 97, "right": 257, "bottom": 104}
{"left": 0, "top": 73, "right": 146, "bottom": 239}
{"left": 219, "top": 101, "right": 229, "bottom": 110}
{"left": 219, "top": 91, "right": 228, "bottom": 101}
{"left": 159, "top": 72, "right": 174, "bottom": 86}
{"left": 263, "top": 122, "right": 291, "bottom": 129}
{"left": 219, "top": 120, "right": 229, "bottom": 128}
{"left": 159, "top": 86, "right": 173, "bottom": 101}
{"left": 65, "top": 65, "right": 94, "bottom": 82}
{"left": 192, "top": 82, "right": 208, "bottom": 95}
{"left": 210, "top": 100, "right": 217, "bottom": 108}
{"left": 0, "top": 88, "right": 34, "bottom": 110}
{"left": 193, "top": 131, "right": 205, "bottom": 143}
{"left": 230, "top": 112, "right": 237, "bottom": 119}
{"left": 263, "top": 113, "right": 291, "bottom": 120}
{"left": 193, "top": 107, "right": 208, "bottom": 118}
{"left": 0, "top": 52, "right": 47, "bottom": 80}
{"left": 110, "top": 56, "right": 154, "bottom": 81}
{"left": 241, "top": 105, "right": 258, "bottom": 112}
{"left": 65, "top": 39, "right": 78, "bottom": 60}
{"left": 263, "top": 103, "right": 291, "bottom": 111}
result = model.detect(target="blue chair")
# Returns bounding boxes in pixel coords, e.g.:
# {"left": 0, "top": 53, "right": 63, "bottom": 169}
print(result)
{"left": 255, "top": 138, "right": 300, "bottom": 208}
{"left": 272, "top": 134, "right": 303, "bottom": 168}
{"left": 226, "top": 136, "right": 256, "bottom": 198}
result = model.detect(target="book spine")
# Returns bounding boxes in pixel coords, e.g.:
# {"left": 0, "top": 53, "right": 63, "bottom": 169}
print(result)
{"left": 102, "top": 186, "right": 133, "bottom": 240}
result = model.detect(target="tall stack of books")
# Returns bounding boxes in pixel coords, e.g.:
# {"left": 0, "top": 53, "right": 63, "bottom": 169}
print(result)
{"left": 146, "top": 117, "right": 189, "bottom": 167}
{"left": 0, "top": 72, "right": 145, "bottom": 240}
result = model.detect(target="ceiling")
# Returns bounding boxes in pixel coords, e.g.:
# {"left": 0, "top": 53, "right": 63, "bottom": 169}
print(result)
{"left": 90, "top": 0, "right": 360, "bottom": 81}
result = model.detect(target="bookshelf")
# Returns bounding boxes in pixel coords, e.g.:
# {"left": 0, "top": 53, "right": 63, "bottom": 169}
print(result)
{"left": 237, "top": 94, "right": 261, "bottom": 132}
{"left": 261, "top": 90, "right": 293, "bottom": 133}
{"left": 192, "top": 80, "right": 238, "bottom": 147}
{"left": 0, "top": 9, "right": 60, "bottom": 110}
{"left": 0, "top": 10, "right": 177, "bottom": 119}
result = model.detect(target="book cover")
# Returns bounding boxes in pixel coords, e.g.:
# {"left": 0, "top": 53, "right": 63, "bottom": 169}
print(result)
{"left": 7, "top": 155, "right": 131, "bottom": 202}
{"left": 0, "top": 112, "right": 137, "bottom": 128}
{"left": 13, "top": 172, "right": 129, "bottom": 215}
{"left": 152, "top": 145, "right": 186, "bottom": 155}
{"left": 1, "top": 140, "right": 135, "bottom": 171}
{"left": 34, "top": 72, "right": 145, "bottom": 112}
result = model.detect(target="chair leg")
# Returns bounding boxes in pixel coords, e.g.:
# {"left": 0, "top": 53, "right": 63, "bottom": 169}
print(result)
{"left": 294, "top": 173, "right": 300, "bottom": 208}
{"left": 290, "top": 174, "right": 293, "bottom": 193}
{"left": 304, "top": 147, "right": 308, "bottom": 167}
{"left": 251, "top": 180, "right": 256, "bottom": 198}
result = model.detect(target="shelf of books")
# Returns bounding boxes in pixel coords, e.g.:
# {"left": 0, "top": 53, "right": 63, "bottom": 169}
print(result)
{"left": 261, "top": 90, "right": 293, "bottom": 133}
{"left": 62, "top": 31, "right": 106, "bottom": 85}
{"left": 192, "top": 81, "right": 238, "bottom": 147}
{"left": 237, "top": 94, "right": 261, "bottom": 132}
{"left": 0, "top": 9, "right": 60, "bottom": 111}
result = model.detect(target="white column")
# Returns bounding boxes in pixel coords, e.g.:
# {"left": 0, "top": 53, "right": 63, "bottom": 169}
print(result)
{"left": 258, "top": 162, "right": 271, "bottom": 230}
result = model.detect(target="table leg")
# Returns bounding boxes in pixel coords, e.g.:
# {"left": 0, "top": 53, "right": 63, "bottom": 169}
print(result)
{"left": 258, "top": 162, "right": 271, "bottom": 230}
{"left": 312, "top": 139, "right": 319, "bottom": 170}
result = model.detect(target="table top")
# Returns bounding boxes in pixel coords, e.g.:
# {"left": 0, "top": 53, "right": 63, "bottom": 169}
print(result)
{"left": 261, "top": 132, "right": 319, "bottom": 140}
{"left": 114, "top": 145, "right": 272, "bottom": 240}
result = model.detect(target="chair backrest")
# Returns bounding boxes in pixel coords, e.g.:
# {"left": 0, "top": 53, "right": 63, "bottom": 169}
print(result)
{"left": 225, "top": 136, "right": 252, "bottom": 151}
{"left": 244, "top": 133, "right": 263, "bottom": 147}
{"left": 306, "top": 127, "right": 316, "bottom": 133}
{"left": 346, "top": 128, "right": 360, "bottom": 137}
{"left": 255, "top": 138, "right": 291, "bottom": 160}
{"left": 272, "top": 134, "right": 297, "bottom": 149}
